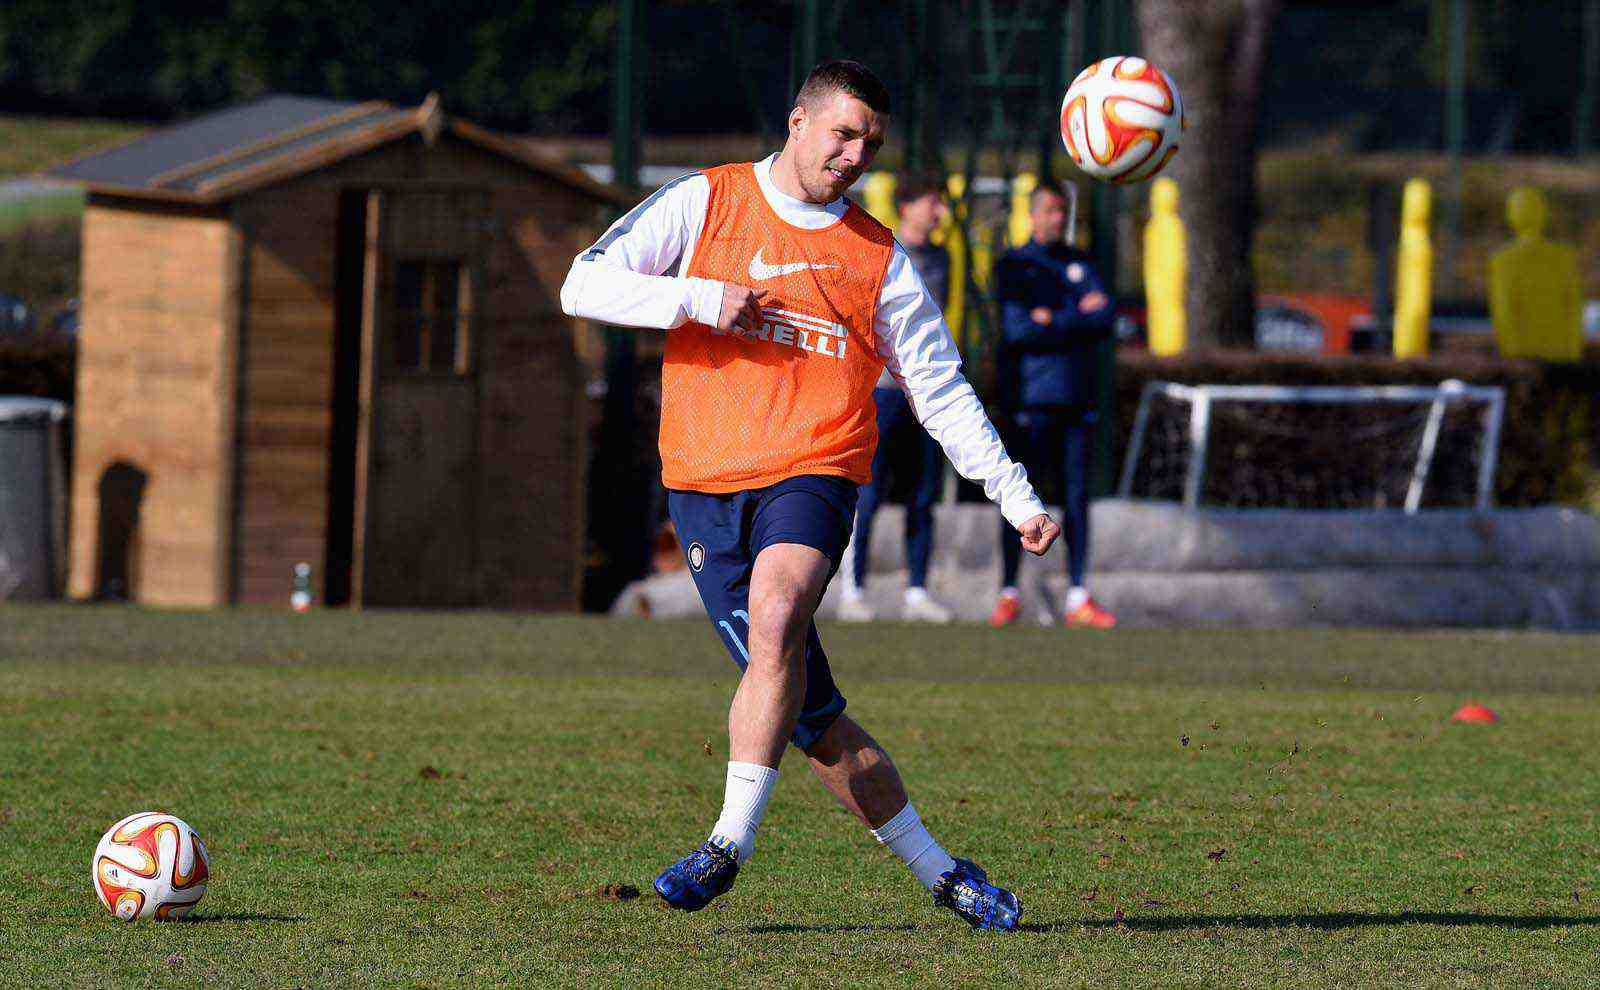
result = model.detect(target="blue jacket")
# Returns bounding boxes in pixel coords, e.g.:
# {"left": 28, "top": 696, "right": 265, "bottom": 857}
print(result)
{"left": 995, "top": 240, "right": 1114, "bottom": 409}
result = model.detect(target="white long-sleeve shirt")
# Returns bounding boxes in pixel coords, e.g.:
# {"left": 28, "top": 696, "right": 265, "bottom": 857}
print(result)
{"left": 560, "top": 154, "right": 1046, "bottom": 530}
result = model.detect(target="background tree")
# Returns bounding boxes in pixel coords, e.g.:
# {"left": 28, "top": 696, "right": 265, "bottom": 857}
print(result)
{"left": 1137, "top": 0, "right": 1281, "bottom": 349}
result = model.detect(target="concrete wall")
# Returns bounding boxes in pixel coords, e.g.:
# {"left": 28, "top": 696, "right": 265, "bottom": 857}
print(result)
{"left": 613, "top": 500, "right": 1600, "bottom": 629}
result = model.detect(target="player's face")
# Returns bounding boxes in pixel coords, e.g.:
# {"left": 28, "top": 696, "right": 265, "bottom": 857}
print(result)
{"left": 789, "top": 91, "right": 886, "bottom": 203}
{"left": 1030, "top": 190, "right": 1068, "bottom": 244}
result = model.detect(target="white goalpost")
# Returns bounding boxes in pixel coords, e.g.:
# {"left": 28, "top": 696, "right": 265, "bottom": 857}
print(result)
{"left": 1118, "top": 380, "right": 1507, "bottom": 512}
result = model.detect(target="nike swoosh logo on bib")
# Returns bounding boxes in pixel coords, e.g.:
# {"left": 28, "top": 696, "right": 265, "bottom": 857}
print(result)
{"left": 747, "top": 247, "right": 840, "bottom": 281}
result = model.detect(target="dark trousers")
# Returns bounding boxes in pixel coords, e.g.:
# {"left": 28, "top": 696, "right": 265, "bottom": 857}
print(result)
{"left": 1000, "top": 405, "right": 1093, "bottom": 588}
{"left": 852, "top": 387, "right": 945, "bottom": 589}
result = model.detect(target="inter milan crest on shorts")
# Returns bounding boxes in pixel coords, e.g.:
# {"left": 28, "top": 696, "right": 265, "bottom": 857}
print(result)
{"left": 687, "top": 542, "right": 706, "bottom": 572}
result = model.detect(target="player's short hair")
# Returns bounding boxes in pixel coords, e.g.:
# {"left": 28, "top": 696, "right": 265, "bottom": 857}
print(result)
{"left": 894, "top": 174, "right": 944, "bottom": 209}
{"left": 1030, "top": 180, "right": 1068, "bottom": 206}
{"left": 796, "top": 60, "right": 891, "bottom": 115}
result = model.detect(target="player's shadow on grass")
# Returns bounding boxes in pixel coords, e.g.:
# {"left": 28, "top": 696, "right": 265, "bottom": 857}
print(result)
{"left": 181, "top": 913, "right": 308, "bottom": 923}
{"left": 1042, "top": 912, "right": 1600, "bottom": 932}
{"left": 748, "top": 923, "right": 922, "bottom": 934}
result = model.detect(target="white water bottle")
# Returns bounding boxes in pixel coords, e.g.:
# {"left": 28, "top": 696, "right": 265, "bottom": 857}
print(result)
{"left": 291, "top": 562, "right": 313, "bottom": 613}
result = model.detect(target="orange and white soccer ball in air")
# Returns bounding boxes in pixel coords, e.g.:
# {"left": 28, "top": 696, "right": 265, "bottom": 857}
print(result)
{"left": 1061, "top": 56, "right": 1185, "bottom": 184}
{"left": 92, "top": 812, "right": 210, "bottom": 921}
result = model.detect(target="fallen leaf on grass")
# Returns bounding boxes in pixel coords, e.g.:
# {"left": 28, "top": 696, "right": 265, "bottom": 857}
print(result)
{"left": 1206, "top": 848, "right": 1227, "bottom": 862}
{"left": 1268, "top": 741, "right": 1301, "bottom": 775}
{"left": 702, "top": 740, "right": 714, "bottom": 758}
{"left": 405, "top": 889, "right": 430, "bottom": 899}
{"left": 1081, "top": 889, "right": 1098, "bottom": 902}
{"left": 1180, "top": 734, "right": 1190, "bottom": 747}
{"left": 418, "top": 766, "right": 443, "bottom": 780}
{"left": 164, "top": 955, "right": 184, "bottom": 967}
{"left": 1464, "top": 884, "right": 1479, "bottom": 896}
{"left": 596, "top": 883, "right": 640, "bottom": 901}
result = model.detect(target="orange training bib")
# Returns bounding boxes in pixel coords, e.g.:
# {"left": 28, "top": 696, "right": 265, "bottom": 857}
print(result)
{"left": 659, "top": 163, "right": 895, "bottom": 492}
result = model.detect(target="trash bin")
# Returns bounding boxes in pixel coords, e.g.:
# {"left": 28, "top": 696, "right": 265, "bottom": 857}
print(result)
{"left": 0, "top": 397, "right": 70, "bottom": 600}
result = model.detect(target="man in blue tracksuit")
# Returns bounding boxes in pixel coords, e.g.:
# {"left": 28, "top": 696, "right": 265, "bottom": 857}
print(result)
{"left": 989, "top": 181, "right": 1117, "bottom": 629}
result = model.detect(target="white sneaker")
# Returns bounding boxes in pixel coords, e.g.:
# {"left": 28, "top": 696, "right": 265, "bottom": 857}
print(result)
{"left": 902, "top": 587, "right": 953, "bottom": 624}
{"left": 837, "top": 589, "right": 876, "bottom": 622}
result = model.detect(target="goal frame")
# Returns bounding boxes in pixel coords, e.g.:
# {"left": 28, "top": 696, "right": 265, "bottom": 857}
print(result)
{"left": 1117, "top": 380, "right": 1507, "bottom": 512}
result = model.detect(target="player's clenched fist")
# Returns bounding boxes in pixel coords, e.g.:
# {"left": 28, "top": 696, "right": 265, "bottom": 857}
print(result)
{"left": 1018, "top": 513, "right": 1060, "bottom": 556}
{"left": 717, "top": 284, "right": 768, "bottom": 336}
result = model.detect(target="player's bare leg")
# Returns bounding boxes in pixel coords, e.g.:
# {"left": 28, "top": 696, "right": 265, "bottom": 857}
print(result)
{"left": 654, "top": 543, "right": 829, "bottom": 910}
{"left": 805, "top": 715, "right": 906, "bottom": 827}
{"left": 728, "top": 543, "right": 831, "bottom": 767}
{"left": 805, "top": 713, "right": 1022, "bottom": 930}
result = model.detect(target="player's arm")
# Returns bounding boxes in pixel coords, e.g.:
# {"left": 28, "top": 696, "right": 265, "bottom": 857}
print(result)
{"left": 560, "top": 173, "right": 765, "bottom": 334}
{"left": 876, "top": 247, "right": 1060, "bottom": 555}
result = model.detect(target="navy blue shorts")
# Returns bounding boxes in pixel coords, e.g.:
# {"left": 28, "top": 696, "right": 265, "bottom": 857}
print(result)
{"left": 667, "top": 474, "right": 857, "bottom": 751}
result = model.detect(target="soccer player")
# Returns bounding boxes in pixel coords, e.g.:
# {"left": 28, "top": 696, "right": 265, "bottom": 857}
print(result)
{"left": 838, "top": 175, "right": 955, "bottom": 624}
{"left": 989, "top": 181, "right": 1117, "bottom": 629}
{"left": 560, "top": 61, "right": 1058, "bottom": 930}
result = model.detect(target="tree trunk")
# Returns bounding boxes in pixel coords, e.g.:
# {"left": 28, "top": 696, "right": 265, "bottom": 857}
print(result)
{"left": 1137, "top": 0, "right": 1280, "bottom": 349}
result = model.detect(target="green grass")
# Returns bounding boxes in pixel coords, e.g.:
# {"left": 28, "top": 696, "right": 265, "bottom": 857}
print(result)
{"left": 0, "top": 113, "right": 143, "bottom": 235}
{"left": 2, "top": 605, "right": 1598, "bottom": 988}
{"left": 0, "top": 114, "right": 145, "bottom": 180}
{"left": 0, "top": 189, "right": 84, "bottom": 236}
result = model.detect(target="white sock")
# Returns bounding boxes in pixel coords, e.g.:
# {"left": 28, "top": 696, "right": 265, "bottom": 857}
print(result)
{"left": 709, "top": 761, "right": 779, "bottom": 865}
{"left": 904, "top": 586, "right": 930, "bottom": 604}
{"left": 1066, "top": 585, "right": 1089, "bottom": 611}
{"left": 1000, "top": 586, "right": 1020, "bottom": 600}
{"left": 870, "top": 802, "right": 957, "bottom": 891}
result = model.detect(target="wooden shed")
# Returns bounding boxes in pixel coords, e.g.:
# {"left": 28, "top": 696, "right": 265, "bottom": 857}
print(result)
{"left": 49, "top": 94, "right": 630, "bottom": 609}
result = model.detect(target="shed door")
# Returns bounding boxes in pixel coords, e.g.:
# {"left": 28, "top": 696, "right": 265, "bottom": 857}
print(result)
{"left": 358, "top": 189, "right": 488, "bottom": 608}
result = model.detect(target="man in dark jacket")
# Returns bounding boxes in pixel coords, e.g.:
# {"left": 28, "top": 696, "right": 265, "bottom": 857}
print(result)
{"left": 989, "top": 181, "right": 1117, "bottom": 628}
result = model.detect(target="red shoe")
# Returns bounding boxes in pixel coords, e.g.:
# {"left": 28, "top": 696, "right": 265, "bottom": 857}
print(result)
{"left": 987, "top": 593, "right": 1022, "bottom": 627}
{"left": 1063, "top": 596, "right": 1116, "bottom": 629}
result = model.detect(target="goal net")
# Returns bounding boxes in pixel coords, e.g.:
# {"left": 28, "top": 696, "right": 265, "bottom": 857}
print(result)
{"left": 1118, "top": 381, "right": 1505, "bottom": 511}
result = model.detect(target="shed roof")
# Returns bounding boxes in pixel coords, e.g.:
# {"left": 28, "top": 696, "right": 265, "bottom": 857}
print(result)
{"left": 47, "top": 94, "right": 630, "bottom": 207}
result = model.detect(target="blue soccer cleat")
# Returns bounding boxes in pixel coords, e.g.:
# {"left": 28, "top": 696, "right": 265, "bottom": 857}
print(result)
{"left": 653, "top": 837, "right": 740, "bottom": 911}
{"left": 932, "top": 857, "right": 1022, "bottom": 931}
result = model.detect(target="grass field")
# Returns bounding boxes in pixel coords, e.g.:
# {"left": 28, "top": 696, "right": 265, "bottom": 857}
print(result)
{"left": 0, "top": 188, "right": 84, "bottom": 237}
{"left": 0, "top": 115, "right": 145, "bottom": 180}
{"left": 0, "top": 113, "right": 143, "bottom": 238}
{"left": 3, "top": 604, "right": 1598, "bottom": 988}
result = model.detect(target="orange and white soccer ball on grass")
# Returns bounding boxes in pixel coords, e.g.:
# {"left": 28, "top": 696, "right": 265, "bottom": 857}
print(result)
{"left": 92, "top": 812, "right": 210, "bottom": 921}
{"left": 1061, "top": 56, "right": 1185, "bottom": 184}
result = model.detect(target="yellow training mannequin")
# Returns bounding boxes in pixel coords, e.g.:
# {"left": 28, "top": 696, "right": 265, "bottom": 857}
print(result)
{"left": 1393, "top": 178, "right": 1433, "bottom": 358}
{"left": 937, "top": 174, "right": 970, "bottom": 350}
{"left": 1007, "top": 172, "right": 1037, "bottom": 248}
{"left": 1489, "top": 187, "right": 1583, "bottom": 362}
{"left": 1143, "top": 177, "right": 1186, "bottom": 355}
{"left": 862, "top": 172, "right": 899, "bottom": 232}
